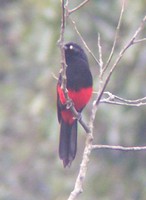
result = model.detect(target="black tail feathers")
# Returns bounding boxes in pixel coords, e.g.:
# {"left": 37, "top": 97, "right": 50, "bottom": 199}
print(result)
{"left": 59, "top": 120, "right": 77, "bottom": 167}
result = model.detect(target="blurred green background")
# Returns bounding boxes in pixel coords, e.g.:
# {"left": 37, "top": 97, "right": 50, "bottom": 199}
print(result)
{"left": 0, "top": 0, "right": 146, "bottom": 199}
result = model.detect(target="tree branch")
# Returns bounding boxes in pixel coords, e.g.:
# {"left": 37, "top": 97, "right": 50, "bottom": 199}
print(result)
{"left": 102, "top": 0, "right": 126, "bottom": 75}
{"left": 100, "top": 92, "right": 146, "bottom": 107}
{"left": 58, "top": 0, "right": 67, "bottom": 96}
{"left": 133, "top": 38, "right": 146, "bottom": 44}
{"left": 92, "top": 144, "right": 146, "bottom": 151}
{"left": 68, "top": 133, "right": 93, "bottom": 200}
{"left": 98, "top": 33, "right": 103, "bottom": 76}
{"left": 69, "top": 0, "right": 90, "bottom": 15}
{"left": 70, "top": 18, "right": 100, "bottom": 66}
{"left": 95, "top": 14, "right": 146, "bottom": 107}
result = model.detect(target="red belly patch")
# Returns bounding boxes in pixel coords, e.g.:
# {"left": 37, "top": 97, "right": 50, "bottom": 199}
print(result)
{"left": 58, "top": 86, "right": 92, "bottom": 124}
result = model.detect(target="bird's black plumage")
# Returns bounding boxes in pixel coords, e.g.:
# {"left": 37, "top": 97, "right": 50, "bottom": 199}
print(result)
{"left": 57, "top": 42, "right": 93, "bottom": 167}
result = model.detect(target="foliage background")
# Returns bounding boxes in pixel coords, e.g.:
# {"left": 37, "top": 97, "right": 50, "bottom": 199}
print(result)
{"left": 0, "top": 0, "right": 146, "bottom": 199}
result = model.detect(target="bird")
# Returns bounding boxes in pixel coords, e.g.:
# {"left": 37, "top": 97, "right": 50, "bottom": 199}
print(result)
{"left": 57, "top": 42, "right": 93, "bottom": 167}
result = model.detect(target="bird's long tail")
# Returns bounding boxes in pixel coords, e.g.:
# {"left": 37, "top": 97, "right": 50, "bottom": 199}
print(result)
{"left": 59, "top": 120, "right": 77, "bottom": 167}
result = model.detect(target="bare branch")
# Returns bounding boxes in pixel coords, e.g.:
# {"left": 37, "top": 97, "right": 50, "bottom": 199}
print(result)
{"left": 70, "top": 18, "right": 100, "bottom": 66}
{"left": 69, "top": 0, "right": 90, "bottom": 15}
{"left": 98, "top": 33, "right": 103, "bottom": 75}
{"left": 92, "top": 144, "right": 146, "bottom": 151}
{"left": 100, "top": 99, "right": 146, "bottom": 107}
{"left": 103, "top": 92, "right": 146, "bottom": 103}
{"left": 51, "top": 72, "right": 58, "bottom": 81}
{"left": 100, "top": 92, "right": 146, "bottom": 106}
{"left": 70, "top": 106, "right": 90, "bottom": 133}
{"left": 133, "top": 38, "right": 146, "bottom": 44}
{"left": 130, "top": 15, "right": 146, "bottom": 43}
{"left": 95, "top": 14, "right": 146, "bottom": 107}
{"left": 68, "top": 101, "right": 98, "bottom": 200}
{"left": 58, "top": 0, "right": 67, "bottom": 94}
{"left": 68, "top": 133, "right": 93, "bottom": 200}
{"left": 102, "top": 0, "right": 125, "bottom": 75}
{"left": 68, "top": 98, "right": 99, "bottom": 200}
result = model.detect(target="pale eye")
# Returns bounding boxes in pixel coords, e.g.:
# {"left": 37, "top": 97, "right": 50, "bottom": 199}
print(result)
{"left": 69, "top": 45, "right": 73, "bottom": 50}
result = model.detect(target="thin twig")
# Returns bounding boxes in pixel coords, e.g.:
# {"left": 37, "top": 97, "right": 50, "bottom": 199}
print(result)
{"left": 133, "top": 38, "right": 146, "bottom": 44}
{"left": 92, "top": 144, "right": 146, "bottom": 151}
{"left": 69, "top": 0, "right": 90, "bottom": 15}
{"left": 100, "top": 92, "right": 146, "bottom": 106}
{"left": 51, "top": 72, "right": 58, "bottom": 80}
{"left": 95, "top": 15, "right": 146, "bottom": 106}
{"left": 98, "top": 33, "right": 103, "bottom": 75}
{"left": 100, "top": 99, "right": 146, "bottom": 107}
{"left": 70, "top": 106, "right": 90, "bottom": 133}
{"left": 103, "top": 92, "right": 146, "bottom": 103}
{"left": 58, "top": 0, "right": 67, "bottom": 94}
{"left": 70, "top": 18, "right": 100, "bottom": 66}
{"left": 102, "top": 0, "right": 125, "bottom": 75}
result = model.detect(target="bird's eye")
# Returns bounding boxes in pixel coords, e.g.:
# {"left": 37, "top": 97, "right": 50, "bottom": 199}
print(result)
{"left": 69, "top": 45, "right": 74, "bottom": 50}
